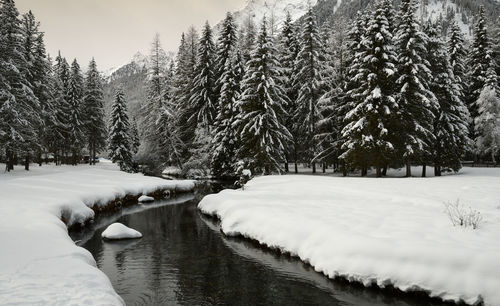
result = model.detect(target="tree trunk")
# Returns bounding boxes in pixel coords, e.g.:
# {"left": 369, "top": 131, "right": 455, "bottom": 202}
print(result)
{"left": 421, "top": 164, "right": 426, "bottom": 177}
{"left": 25, "top": 154, "right": 30, "bottom": 171}
{"left": 312, "top": 162, "right": 316, "bottom": 174}
{"left": 342, "top": 160, "right": 347, "bottom": 177}
{"left": 376, "top": 164, "right": 382, "bottom": 178}
{"left": 361, "top": 166, "right": 367, "bottom": 177}
{"left": 434, "top": 164, "right": 441, "bottom": 177}
{"left": 405, "top": 159, "right": 411, "bottom": 177}
{"left": 322, "top": 162, "right": 326, "bottom": 173}
{"left": 382, "top": 165, "right": 387, "bottom": 176}
{"left": 284, "top": 160, "right": 289, "bottom": 173}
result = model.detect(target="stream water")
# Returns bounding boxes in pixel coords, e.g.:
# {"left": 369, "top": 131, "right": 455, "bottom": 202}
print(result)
{"left": 71, "top": 186, "right": 450, "bottom": 306}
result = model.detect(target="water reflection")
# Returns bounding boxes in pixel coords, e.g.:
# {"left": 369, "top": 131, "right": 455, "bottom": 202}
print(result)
{"left": 78, "top": 196, "right": 450, "bottom": 306}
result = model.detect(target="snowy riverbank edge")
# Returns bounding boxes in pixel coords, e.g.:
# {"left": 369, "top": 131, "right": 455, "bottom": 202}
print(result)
{"left": 198, "top": 168, "right": 500, "bottom": 305}
{"left": 0, "top": 164, "right": 195, "bottom": 305}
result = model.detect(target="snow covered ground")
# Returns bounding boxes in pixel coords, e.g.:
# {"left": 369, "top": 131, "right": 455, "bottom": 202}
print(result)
{"left": 0, "top": 163, "right": 195, "bottom": 305}
{"left": 199, "top": 167, "right": 500, "bottom": 305}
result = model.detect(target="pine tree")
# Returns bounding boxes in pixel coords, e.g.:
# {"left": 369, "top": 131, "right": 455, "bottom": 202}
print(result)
{"left": 240, "top": 15, "right": 257, "bottom": 63}
{"left": 140, "top": 34, "right": 168, "bottom": 160}
{"left": 341, "top": 1, "right": 398, "bottom": 177}
{"left": 189, "top": 22, "right": 216, "bottom": 131}
{"left": 394, "top": 0, "right": 437, "bottom": 177}
{"left": 0, "top": 0, "right": 40, "bottom": 171}
{"left": 293, "top": 7, "right": 327, "bottom": 173}
{"left": 52, "top": 53, "right": 71, "bottom": 164}
{"left": 235, "top": 18, "right": 291, "bottom": 174}
{"left": 83, "top": 58, "right": 106, "bottom": 165}
{"left": 21, "top": 10, "right": 52, "bottom": 167}
{"left": 173, "top": 29, "right": 198, "bottom": 156}
{"left": 109, "top": 89, "right": 133, "bottom": 172}
{"left": 492, "top": 17, "right": 500, "bottom": 83}
{"left": 467, "top": 6, "right": 494, "bottom": 127}
{"left": 425, "top": 23, "right": 470, "bottom": 176}
{"left": 67, "top": 59, "right": 85, "bottom": 165}
{"left": 211, "top": 51, "right": 245, "bottom": 178}
{"left": 279, "top": 11, "right": 300, "bottom": 172}
{"left": 214, "top": 12, "right": 237, "bottom": 101}
{"left": 448, "top": 22, "right": 468, "bottom": 89}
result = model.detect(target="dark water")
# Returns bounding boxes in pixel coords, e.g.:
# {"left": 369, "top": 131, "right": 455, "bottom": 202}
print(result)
{"left": 73, "top": 189, "right": 450, "bottom": 306}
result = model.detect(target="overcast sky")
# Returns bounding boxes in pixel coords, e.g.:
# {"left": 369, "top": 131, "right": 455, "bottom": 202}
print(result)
{"left": 16, "top": 0, "right": 247, "bottom": 71}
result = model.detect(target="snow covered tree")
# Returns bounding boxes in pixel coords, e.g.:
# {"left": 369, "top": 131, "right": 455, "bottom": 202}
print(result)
{"left": 239, "top": 15, "right": 257, "bottom": 63}
{"left": 0, "top": 0, "right": 40, "bottom": 171}
{"left": 67, "top": 59, "right": 85, "bottom": 165}
{"left": 21, "top": 10, "right": 53, "bottom": 167}
{"left": 425, "top": 23, "right": 470, "bottom": 176}
{"left": 448, "top": 22, "right": 467, "bottom": 90}
{"left": 173, "top": 28, "right": 198, "bottom": 155}
{"left": 492, "top": 17, "right": 500, "bottom": 83}
{"left": 214, "top": 12, "right": 238, "bottom": 101}
{"left": 341, "top": 1, "right": 398, "bottom": 177}
{"left": 235, "top": 18, "right": 291, "bottom": 174}
{"left": 293, "top": 7, "right": 326, "bottom": 173}
{"left": 475, "top": 67, "right": 500, "bottom": 164}
{"left": 189, "top": 22, "right": 216, "bottom": 132}
{"left": 108, "top": 89, "right": 133, "bottom": 172}
{"left": 393, "top": 0, "right": 437, "bottom": 177}
{"left": 83, "top": 58, "right": 106, "bottom": 165}
{"left": 52, "top": 53, "right": 71, "bottom": 164}
{"left": 279, "top": 11, "right": 300, "bottom": 172}
{"left": 211, "top": 51, "right": 245, "bottom": 178}
{"left": 467, "top": 6, "right": 494, "bottom": 126}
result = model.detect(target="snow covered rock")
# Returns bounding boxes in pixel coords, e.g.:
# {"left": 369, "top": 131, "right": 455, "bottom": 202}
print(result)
{"left": 138, "top": 195, "right": 154, "bottom": 203}
{"left": 102, "top": 223, "right": 142, "bottom": 240}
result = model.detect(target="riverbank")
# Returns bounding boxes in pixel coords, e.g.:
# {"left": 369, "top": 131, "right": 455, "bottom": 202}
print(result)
{"left": 198, "top": 167, "right": 500, "bottom": 305}
{"left": 0, "top": 162, "right": 195, "bottom": 305}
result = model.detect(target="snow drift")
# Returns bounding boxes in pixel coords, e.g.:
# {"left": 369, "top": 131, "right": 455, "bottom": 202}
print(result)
{"left": 198, "top": 167, "right": 500, "bottom": 305}
{"left": 0, "top": 164, "right": 195, "bottom": 305}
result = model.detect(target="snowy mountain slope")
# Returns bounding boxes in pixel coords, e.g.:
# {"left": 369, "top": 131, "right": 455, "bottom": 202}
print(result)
{"left": 103, "top": 51, "right": 148, "bottom": 82}
{"left": 232, "top": 0, "right": 318, "bottom": 27}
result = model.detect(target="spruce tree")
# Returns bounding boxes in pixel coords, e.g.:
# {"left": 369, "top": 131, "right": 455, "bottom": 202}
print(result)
{"left": 67, "top": 59, "right": 85, "bottom": 165}
{"left": 83, "top": 58, "right": 106, "bottom": 165}
{"left": 0, "top": 0, "right": 40, "bottom": 171}
{"left": 279, "top": 11, "right": 300, "bottom": 173}
{"left": 52, "top": 53, "right": 71, "bottom": 164}
{"left": 394, "top": 0, "right": 437, "bottom": 177}
{"left": 341, "top": 1, "right": 398, "bottom": 177}
{"left": 425, "top": 23, "right": 470, "bottom": 176}
{"left": 467, "top": 6, "right": 494, "bottom": 127}
{"left": 214, "top": 12, "right": 237, "bottom": 101}
{"left": 189, "top": 22, "right": 216, "bottom": 131}
{"left": 109, "top": 89, "right": 133, "bottom": 172}
{"left": 448, "top": 22, "right": 467, "bottom": 89}
{"left": 235, "top": 18, "right": 291, "bottom": 174}
{"left": 130, "top": 118, "right": 140, "bottom": 154}
{"left": 293, "top": 7, "right": 326, "bottom": 173}
{"left": 211, "top": 51, "right": 244, "bottom": 178}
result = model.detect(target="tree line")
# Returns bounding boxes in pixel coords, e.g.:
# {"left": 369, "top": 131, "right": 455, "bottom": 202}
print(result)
{"left": 0, "top": 0, "right": 143, "bottom": 172}
{"left": 133, "top": 0, "right": 499, "bottom": 178}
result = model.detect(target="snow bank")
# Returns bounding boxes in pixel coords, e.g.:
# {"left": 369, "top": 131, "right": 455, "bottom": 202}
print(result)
{"left": 0, "top": 163, "right": 195, "bottom": 305}
{"left": 138, "top": 195, "right": 154, "bottom": 203}
{"left": 198, "top": 167, "right": 500, "bottom": 305}
{"left": 102, "top": 223, "right": 142, "bottom": 240}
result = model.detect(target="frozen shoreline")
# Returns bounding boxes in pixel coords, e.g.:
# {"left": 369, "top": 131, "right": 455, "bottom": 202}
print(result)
{"left": 198, "top": 167, "right": 500, "bottom": 305}
{"left": 0, "top": 163, "right": 195, "bottom": 305}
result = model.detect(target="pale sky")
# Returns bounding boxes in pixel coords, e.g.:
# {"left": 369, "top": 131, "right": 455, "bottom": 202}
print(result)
{"left": 16, "top": 0, "right": 247, "bottom": 71}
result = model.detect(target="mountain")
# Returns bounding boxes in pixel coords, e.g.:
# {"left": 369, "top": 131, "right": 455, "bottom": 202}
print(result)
{"left": 102, "top": 52, "right": 149, "bottom": 120}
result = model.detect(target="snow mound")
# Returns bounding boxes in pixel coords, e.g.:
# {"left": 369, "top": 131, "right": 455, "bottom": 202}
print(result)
{"left": 102, "top": 223, "right": 142, "bottom": 240}
{"left": 138, "top": 195, "right": 154, "bottom": 203}
{"left": 198, "top": 168, "right": 500, "bottom": 305}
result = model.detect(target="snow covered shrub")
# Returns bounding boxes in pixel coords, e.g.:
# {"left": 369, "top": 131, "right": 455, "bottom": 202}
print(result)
{"left": 444, "top": 200, "right": 483, "bottom": 229}
{"left": 234, "top": 161, "right": 252, "bottom": 190}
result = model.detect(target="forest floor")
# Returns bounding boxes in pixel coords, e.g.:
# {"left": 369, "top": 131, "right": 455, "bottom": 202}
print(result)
{"left": 199, "top": 166, "right": 500, "bottom": 305}
{"left": 0, "top": 161, "right": 195, "bottom": 305}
